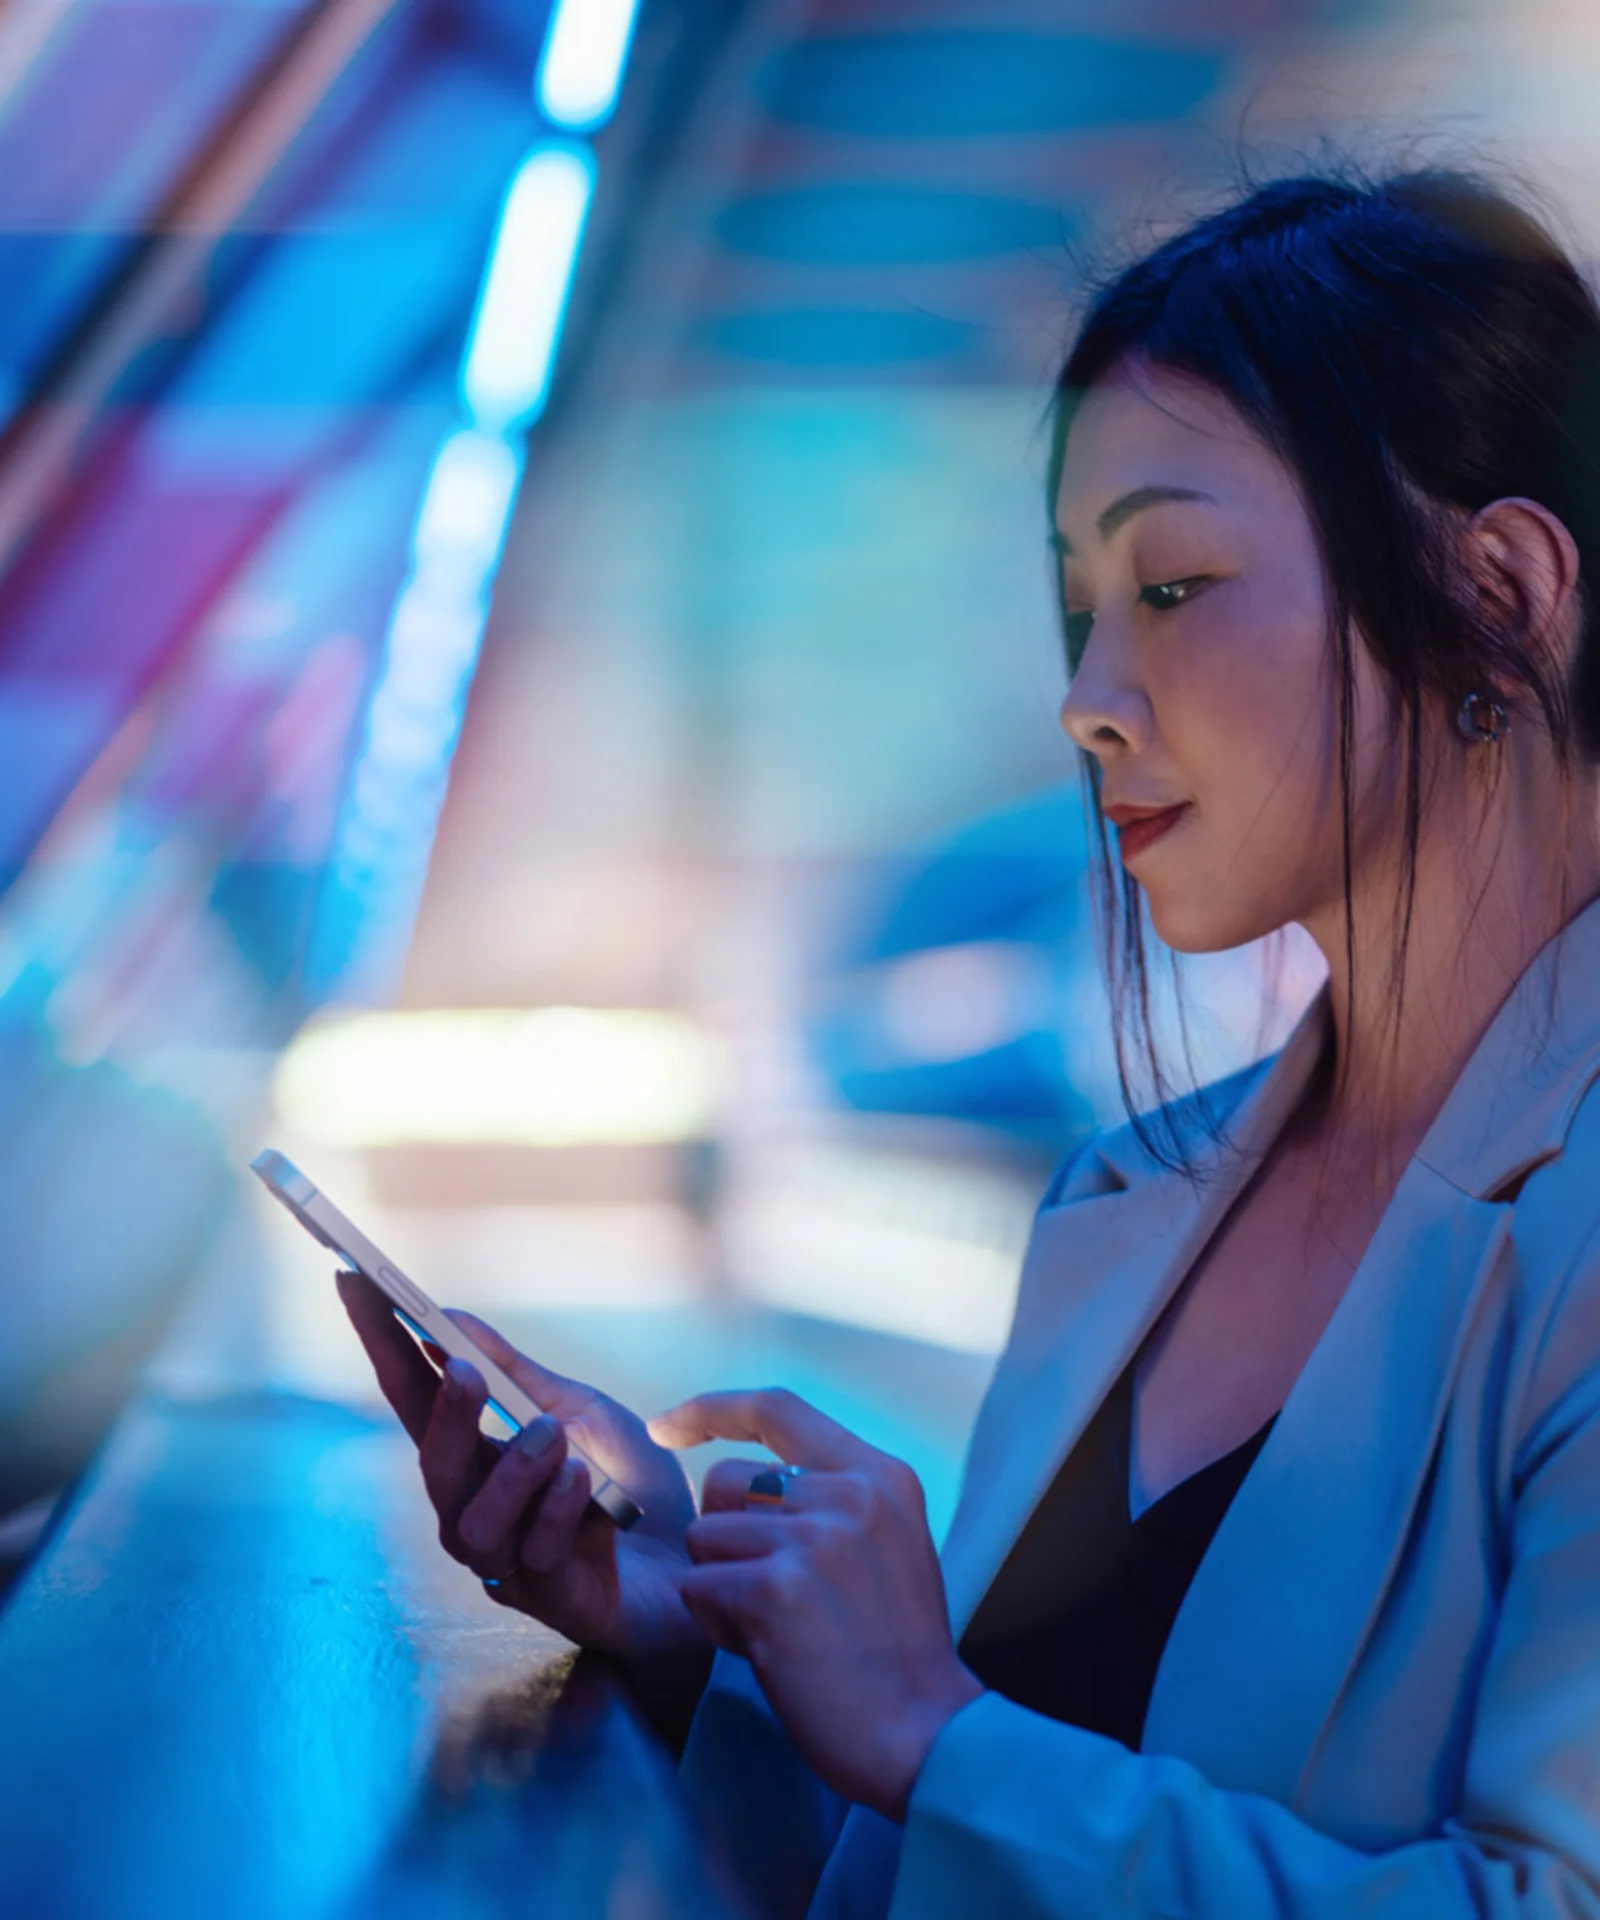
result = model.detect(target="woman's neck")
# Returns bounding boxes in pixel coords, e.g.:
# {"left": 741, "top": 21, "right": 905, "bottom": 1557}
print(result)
{"left": 1298, "top": 762, "right": 1600, "bottom": 1168}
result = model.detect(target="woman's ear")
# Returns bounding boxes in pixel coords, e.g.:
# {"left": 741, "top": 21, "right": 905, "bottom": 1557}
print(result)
{"left": 1464, "top": 496, "right": 1583, "bottom": 670}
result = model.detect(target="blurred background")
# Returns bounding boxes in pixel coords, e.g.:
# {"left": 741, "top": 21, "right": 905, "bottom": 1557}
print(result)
{"left": 2, "top": 0, "right": 1595, "bottom": 1571}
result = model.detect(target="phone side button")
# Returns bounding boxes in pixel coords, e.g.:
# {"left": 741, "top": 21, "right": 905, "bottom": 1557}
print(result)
{"left": 590, "top": 1478, "right": 643, "bottom": 1531}
{"left": 377, "top": 1265, "right": 430, "bottom": 1324}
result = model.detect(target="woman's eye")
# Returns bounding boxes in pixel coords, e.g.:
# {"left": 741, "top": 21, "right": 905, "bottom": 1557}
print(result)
{"left": 1138, "top": 575, "right": 1209, "bottom": 612}
{"left": 1064, "top": 609, "right": 1094, "bottom": 672}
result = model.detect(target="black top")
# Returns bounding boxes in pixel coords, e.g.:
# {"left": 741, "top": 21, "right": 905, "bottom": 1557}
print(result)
{"left": 959, "top": 1366, "right": 1275, "bottom": 1751}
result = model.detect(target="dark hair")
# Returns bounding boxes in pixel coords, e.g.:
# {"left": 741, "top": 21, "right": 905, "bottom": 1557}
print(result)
{"left": 1049, "top": 166, "right": 1600, "bottom": 1163}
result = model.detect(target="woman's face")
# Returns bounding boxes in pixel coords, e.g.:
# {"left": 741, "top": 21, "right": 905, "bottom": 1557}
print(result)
{"left": 1056, "top": 360, "right": 1395, "bottom": 954}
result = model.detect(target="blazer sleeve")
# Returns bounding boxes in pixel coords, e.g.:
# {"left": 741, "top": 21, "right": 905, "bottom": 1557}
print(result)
{"left": 678, "top": 1648, "right": 851, "bottom": 1917}
{"left": 889, "top": 1235, "right": 1600, "bottom": 1920}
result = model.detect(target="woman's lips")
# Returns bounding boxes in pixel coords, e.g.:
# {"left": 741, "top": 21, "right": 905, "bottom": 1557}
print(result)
{"left": 1108, "top": 802, "right": 1191, "bottom": 862}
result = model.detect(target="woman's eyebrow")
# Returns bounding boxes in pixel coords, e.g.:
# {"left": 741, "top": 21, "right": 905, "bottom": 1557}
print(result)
{"left": 1052, "top": 484, "right": 1215, "bottom": 555}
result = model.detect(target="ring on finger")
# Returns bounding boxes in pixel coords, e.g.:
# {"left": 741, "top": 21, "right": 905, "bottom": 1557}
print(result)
{"left": 475, "top": 1540, "right": 526, "bottom": 1588}
{"left": 746, "top": 1463, "right": 805, "bottom": 1510}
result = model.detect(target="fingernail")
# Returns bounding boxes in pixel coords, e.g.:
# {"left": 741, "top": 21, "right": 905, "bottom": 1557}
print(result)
{"left": 442, "top": 1360, "right": 472, "bottom": 1402}
{"left": 554, "top": 1460, "right": 578, "bottom": 1493}
{"left": 518, "top": 1415, "right": 560, "bottom": 1457}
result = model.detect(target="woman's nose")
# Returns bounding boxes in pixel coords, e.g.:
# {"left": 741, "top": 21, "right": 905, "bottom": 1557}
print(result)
{"left": 1058, "top": 636, "right": 1150, "bottom": 760}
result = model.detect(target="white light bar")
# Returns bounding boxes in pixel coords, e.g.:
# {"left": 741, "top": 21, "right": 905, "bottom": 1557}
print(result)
{"left": 462, "top": 142, "right": 595, "bottom": 433}
{"left": 536, "top": 0, "right": 641, "bottom": 132}
{"left": 410, "top": 427, "right": 521, "bottom": 584}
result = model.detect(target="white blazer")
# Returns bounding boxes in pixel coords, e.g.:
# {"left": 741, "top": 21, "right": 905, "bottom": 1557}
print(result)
{"left": 681, "top": 894, "right": 1600, "bottom": 1918}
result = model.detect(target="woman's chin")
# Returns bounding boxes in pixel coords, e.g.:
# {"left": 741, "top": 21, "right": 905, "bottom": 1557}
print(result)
{"left": 1144, "top": 893, "right": 1277, "bottom": 956}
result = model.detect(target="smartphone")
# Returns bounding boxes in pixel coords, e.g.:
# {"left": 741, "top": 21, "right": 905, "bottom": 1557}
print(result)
{"left": 250, "top": 1148, "right": 641, "bottom": 1529}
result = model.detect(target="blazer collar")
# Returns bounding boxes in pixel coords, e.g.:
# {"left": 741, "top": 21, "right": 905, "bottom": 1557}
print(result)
{"left": 1089, "top": 990, "right": 1331, "bottom": 1197}
{"left": 1095, "top": 886, "right": 1600, "bottom": 1207}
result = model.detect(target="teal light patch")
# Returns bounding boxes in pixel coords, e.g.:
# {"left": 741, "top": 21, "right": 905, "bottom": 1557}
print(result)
{"left": 697, "top": 306, "right": 978, "bottom": 367}
{"left": 762, "top": 31, "right": 1224, "bottom": 139}
{"left": 716, "top": 183, "right": 1076, "bottom": 265}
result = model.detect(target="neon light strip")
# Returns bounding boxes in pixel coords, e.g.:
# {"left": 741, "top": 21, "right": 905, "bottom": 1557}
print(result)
{"left": 537, "top": 0, "right": 642, "bottom": 133}
{"left": 462, "top": 143, "right": 596, "bottom": 433}
{"left": 319, "top": 53, "right": 618, "bottom": 994}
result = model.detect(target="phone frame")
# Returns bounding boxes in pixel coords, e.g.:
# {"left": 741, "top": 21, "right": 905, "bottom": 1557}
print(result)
{"left": 250, "top": 1148, "right": 641, "bottom": 1530}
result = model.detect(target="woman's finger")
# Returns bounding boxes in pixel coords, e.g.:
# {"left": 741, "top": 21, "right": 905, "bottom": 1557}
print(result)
{"left": 337, "top": 1269, "right": 439, "bottom": 1444}
{"left": 419, "top": 1358, "right": 494, "bottom": 1522}
{"left": 455, "top": 1415, "right": 566, "bottom": 1565}
{"left": 678, "top": 1560, "right": 784, "bottom": 1654}
{"left": 678, "top": 1562, "right": 762, "bottom": 1659}
{"left": 519, "top": 1457, "right": 591, "bottom": 1576}
{"left": 686, "top": 1511, "right": 788, "bottom": 1563}
{"left": 649, "top": 1387, "right": 875, "bottom": 1472}
{"left": 444, "top": 1310, "right": 594, "bottom": 1421}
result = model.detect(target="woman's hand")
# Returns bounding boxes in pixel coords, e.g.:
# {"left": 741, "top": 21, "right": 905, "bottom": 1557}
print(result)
{"left": 649, "top": 1388, "right": 984, "bottom": 1821}
{"left": 337, "top": 1270, "right": 704, "bottom": 1670}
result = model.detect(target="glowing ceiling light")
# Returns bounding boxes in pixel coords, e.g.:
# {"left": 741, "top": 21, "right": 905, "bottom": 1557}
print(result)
{"left": 536, "top": 0, "right": 641, "bottom": 132}
{"left": 273, "top": 1006, "right": 720, "bottom": 1148}
{"left": 461, "top": 143, "right": 595, "bottom": 433}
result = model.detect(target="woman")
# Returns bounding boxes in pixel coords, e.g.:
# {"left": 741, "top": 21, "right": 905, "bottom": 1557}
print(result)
{"left": 341, "top": 168, "right": 1600, "bottom": 1915}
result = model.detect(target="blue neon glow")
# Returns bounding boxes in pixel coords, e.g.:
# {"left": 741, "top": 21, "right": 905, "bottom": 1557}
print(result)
{"left": 321, "top": 428, "right": 524, "bottom": 990}
{"left": 536, "top": 0, "right": 642, "bottom": 132}
{"left": 319, "top": 5, "right": 643, "bottom": 994}
{"left": 461, "top": 143, "right": 595, "bottom": 433}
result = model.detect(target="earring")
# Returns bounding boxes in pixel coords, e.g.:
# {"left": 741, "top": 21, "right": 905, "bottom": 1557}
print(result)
{"left": 1457, "top": 691, "right": 1510, "bottom": 743}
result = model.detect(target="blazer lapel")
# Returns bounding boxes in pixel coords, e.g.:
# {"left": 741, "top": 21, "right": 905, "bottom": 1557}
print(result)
{"left": 1141, "top": 1158, "right": 1513, "bottom": 1802}
{"left": 942, "top": 1002, "right": 1331, "bottom": 1636}
{"left": 943, "top": 1172, "right": 1207, "bottom": 1635}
